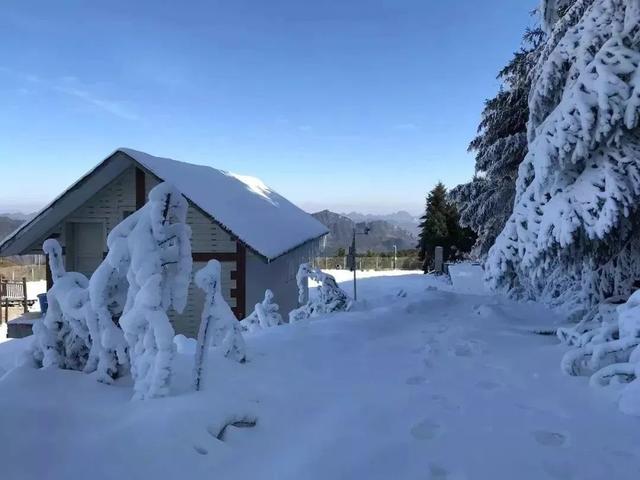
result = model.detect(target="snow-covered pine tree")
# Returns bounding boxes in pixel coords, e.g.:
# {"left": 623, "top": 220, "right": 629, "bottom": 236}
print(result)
{"left": 119, "top": 182, "right": 193, "bottom": 400}
{"left": 487, "top": 0, "right": 640, "bottom": 316}
{"left": 193, "top": 260, "right": 246, "bottom": 391}
{"left": 539, "top": 0, "right": 578, "bottom": 34}
{"left": 485, "top": 0, "right": 640, "bottom": 411}
{"left": 289, "top": 263, "right": 350, "bottom": 322}
{"left": 417, "top": 183, "right": 449, "bottom": 270}
{"left": 418, "top": 183, "right": 475, "bottom": 270}
{"left": 450, "top": 28, "right": 544, "bottom": 257}
{"left": 239, "top": 289, "right": 284, "bottom": 333}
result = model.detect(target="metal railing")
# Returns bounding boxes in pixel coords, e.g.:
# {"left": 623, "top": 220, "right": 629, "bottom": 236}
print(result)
{"left": 312, "top": 256, "right": 422, "bottom": 271}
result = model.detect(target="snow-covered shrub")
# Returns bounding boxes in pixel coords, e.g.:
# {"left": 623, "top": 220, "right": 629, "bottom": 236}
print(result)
{"left": 570, "top": 291, "right": 640, "bottom": 414}
{"left": 557, "top": 287, "right": 640, "bottom": 413}
{"left": 486, "top": 1, "right": 640, "bottom": 318}
{"left": 30, "top": 183, "right": 192, "bottom": 396}
{"left": 84, "top": 232, "right": 132, "bottom": 382}
{"left": 193, "top": 260, "right": 246, "bottom": 391}
{"left": 240, "top": 289, "right": 283, "bottom": 333}
{"left": 289, "top": 263, "right": 350, "bottom": 322}
{"left": 31, "top": 239, "right": 92, "bottom": 371}
{"left": 118, "top": 183, "right": 193, "bottom": 400}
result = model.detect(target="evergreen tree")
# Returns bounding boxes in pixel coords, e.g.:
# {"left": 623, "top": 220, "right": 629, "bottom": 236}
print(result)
{"left": 450, "top": 28, "right": 544, "bottom": 257}
{"left": 417, "top": 182, "right": 476, "bottom": 272}
{"left": 487, "top": 0, "right": 640, "bottom": 316}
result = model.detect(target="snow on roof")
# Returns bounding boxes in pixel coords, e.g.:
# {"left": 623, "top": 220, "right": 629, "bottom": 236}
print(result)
{"left": 120, "top": 148, "right": 328, "bottom": 260}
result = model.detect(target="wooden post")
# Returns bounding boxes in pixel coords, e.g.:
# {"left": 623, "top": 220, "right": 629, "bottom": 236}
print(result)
{"left": 22, "top": 277, "right": 28, "bottom": 314}
{"left": 3, "top": 279, "right": 8, "bottom": 324}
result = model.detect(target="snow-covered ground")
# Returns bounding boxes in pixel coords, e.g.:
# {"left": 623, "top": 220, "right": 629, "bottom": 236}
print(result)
{"left": 1, "top": 270, "right": 639, "bottom": 479}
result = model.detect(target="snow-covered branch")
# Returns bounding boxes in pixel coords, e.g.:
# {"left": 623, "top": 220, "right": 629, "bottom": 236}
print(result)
{"left": 289, "top": 263, "right": 350, "bottom": 323}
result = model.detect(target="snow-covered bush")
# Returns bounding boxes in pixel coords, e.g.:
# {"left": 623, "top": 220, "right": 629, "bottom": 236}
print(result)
{"left": 559, "top": 291, "right": 640, "bottom": 414}
{"left": 193, "top": 260, "right": 246, "bottom": 391}
{"left": 31, "top": 239, "right": 93, "bottom": 371}
{"left": 119, "top": 183, "right": 193, "bottom": 399}
{"left": 30, "top": 239, "right": 126, "bottom": 383}
{"left": 30, "top": 183, "right": 192, "bottom": 397}
{"left": 486, "top": 0, "right": 640, "bottom": 318}
{"left": 289, "top": 263, "right": 350, "bottom": 322}
{"left": 240, "top": 289, "right": 283, "bottom": 333}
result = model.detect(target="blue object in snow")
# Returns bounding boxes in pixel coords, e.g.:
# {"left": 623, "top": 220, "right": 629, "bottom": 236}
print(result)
{"left": 37, "top": 293, "right": 48, "bottom": 315}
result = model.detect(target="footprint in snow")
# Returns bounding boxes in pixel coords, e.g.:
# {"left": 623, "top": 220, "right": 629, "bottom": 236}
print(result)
{"left": 430, "top": 393, "right": 461, "bottom": 412}
{"left": 542, "top": 461, "right": 574, "bottom": 479}
{"left": 476, "top": 379, "right": 501, "bottom": 391}
{"left": 532, "top": 430, "right": 567, "bottom": 447}
{"left": 410, "top": 419, "right": 442, "bottom": 440}
{"left": 450, "top": 339, "right": 486, "bottom": 357}
{"left": 429, "top": 463, "right": 450, "bottom": 479}
{"left": 406, "top": 375, "right": 426, "bottom": 385}
{"left": 193, "top": 445, "right": 208, "bottom": 455}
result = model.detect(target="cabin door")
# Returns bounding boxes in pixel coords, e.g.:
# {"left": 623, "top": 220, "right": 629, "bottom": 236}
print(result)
{"left": 70, "top": 222, "right": 104, "bottom": 278}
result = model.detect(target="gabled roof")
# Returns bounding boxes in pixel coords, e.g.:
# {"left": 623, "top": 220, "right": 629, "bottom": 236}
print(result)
{"left": 0, "top": 148, "right": 328, "bottom": 261}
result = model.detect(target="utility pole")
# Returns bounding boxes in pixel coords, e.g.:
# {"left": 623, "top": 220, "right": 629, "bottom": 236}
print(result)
{"left": 349, "top": 225, "right": 370, "bottom": 301}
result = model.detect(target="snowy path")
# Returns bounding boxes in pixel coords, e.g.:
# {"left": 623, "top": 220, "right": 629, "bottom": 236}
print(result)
{"left": 0, "top": 271, "right": 639, "bottom": 479}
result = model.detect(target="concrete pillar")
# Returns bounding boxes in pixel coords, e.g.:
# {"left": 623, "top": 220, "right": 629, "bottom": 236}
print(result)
{"left": 434, "top": 246, "right": 444, "bottom": 274}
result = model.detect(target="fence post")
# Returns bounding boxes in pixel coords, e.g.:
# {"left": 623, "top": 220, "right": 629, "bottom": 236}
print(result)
{"left": 3, "top": 279, "right": 8, "bottom": 324}
{"left": 22, "top": 277, "right": 28, "bottom": 314}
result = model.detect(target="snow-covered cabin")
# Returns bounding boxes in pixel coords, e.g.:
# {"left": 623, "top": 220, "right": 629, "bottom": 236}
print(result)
{"left": 0, "top": 148, "right": 328, "bottom": 337}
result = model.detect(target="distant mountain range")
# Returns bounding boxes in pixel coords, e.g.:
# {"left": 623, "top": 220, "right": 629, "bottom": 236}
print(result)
{"left": 0, "top": 212, "right": 33, "bottom": 222}
{"left": 341, "top": 210, "right": 420, "bottom": 236}
{"left": 0, "top": 209, "right": 420, "bottom": 257}
{"left": 312, "top": 210, "right": 417, "bottom": 255}
{"left": 0, "top": 215, "right": 27, "bottom": 242}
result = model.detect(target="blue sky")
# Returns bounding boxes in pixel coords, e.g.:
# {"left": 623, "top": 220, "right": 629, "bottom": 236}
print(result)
{"left": 0, "top": 1, "right": 536, "bottom": 215}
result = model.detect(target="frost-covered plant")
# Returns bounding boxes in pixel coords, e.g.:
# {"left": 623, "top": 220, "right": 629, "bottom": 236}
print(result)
{"left": 193, "top": 260, "right": 246, "bottom": 391}
{"left": 30, "top": 183, "right": 191, "bottom": 395}
{"left": 289, "top": 263, "right": 350, "bottom": 322}
{"left": 486, "top": 0, "right": 640, "bottom": 317}
{"left": 240, "top": 289, "right": 283, "bottom": 333}
{"left": 119, "top": 183, "right": 193, "bottom": 400}
{"left": 31, "top": 239, "right": 125, "bottom": 383}
{"left": 560, "top": 291, "right": 640, "bottom": 414}
{"left": 31, "top": 239, "right": 92, "bottom": 371}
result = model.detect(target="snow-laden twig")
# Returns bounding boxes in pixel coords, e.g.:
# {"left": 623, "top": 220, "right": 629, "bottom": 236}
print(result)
{"left": 239, "top": 289, "right": 283, "bottom": 333}
{"left": 289, "top": 263, "right": 350, "bottom": 323}
{"left": 193, "top": 260, "right": 246, "bottom": 391}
